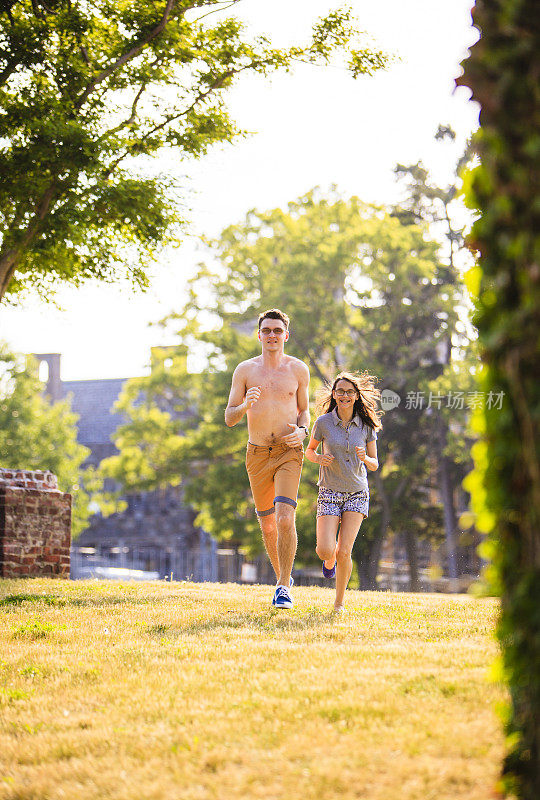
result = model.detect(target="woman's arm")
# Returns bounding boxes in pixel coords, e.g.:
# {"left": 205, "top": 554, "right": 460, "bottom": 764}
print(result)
{"left": 305, "top": 434, "right": 335, "bottom": 466}
{"left": 355, "top": 439, "right": 379, "bottom": 471}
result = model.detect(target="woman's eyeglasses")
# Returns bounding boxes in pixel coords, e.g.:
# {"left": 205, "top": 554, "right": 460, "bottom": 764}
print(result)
{"left": 334, "top": 389, "right": 357, "bottom": 397}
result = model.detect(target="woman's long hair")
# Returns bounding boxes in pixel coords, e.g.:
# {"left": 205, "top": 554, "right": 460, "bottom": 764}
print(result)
{"left": 315, "top": 370, "right": 383, "bottom": 432}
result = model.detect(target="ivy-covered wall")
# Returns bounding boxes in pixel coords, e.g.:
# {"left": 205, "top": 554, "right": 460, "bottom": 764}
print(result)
{"left": 457, "top": 1, "right": 540, "bottom": 797}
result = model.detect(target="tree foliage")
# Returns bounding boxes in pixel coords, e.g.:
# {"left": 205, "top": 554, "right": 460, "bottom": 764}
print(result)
{"left": 0, "top": 0, "right": 389, "bottom": 302}
{"left": 458, "top": 1, "right": 540, "bottom": 796}
{"left": 391, "top": 129, "right": 480, "bottom": 582}
{"left": 0, "top": 345, "right": 94, "bottom": 536}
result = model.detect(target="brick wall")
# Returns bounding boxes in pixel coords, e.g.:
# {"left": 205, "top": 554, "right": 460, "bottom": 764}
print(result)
{"left": 0, "top": 469, "right": 71, "bottom": 579}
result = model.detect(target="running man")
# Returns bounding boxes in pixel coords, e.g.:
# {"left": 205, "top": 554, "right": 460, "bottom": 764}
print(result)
{"left": 225, "top": 308, "right": 310, "bottom": 608}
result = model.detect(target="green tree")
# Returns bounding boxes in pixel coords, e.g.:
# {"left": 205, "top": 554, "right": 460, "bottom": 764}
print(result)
{"left": 0, "top": 346, "right": 93, "bottom": 536}
{"left": 390, "top": 128, "right": 479, "bottom": 585}
{"left": 458, "top": 1, "right": 540, "bottom": 796}
{"left": 343, "top": 209, "right": 465, "bottom": 588}
{"left": 423, "top": 339, "right": 483, "bottom": 585}
{"left": 102, "top": 191, "right": 470, "bottom": 587}
{"left": 392, "top": 124, "right": 475, "bottom": 272}
{"left": 0, "top": 1, "right": 389, "bottom": 303}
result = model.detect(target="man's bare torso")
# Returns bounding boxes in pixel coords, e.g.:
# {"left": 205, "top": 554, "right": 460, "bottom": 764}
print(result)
{"left": 243, "top": 355, "right": 302, "bottom": 445}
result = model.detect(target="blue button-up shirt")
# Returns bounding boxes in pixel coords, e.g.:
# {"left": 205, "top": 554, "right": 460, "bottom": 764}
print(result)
{"left": 311, "top": 408, "right": 377, "bottom": 493}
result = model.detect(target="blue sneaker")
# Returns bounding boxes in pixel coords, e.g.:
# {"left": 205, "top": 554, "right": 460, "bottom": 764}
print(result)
{"left": 272, "top": 585, "right": 293, "bottom": 609}
{"left": 322, "top": 561, "right": 336, "bottom": 579}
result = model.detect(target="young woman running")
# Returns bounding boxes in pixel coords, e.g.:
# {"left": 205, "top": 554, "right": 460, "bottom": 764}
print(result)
{"left": 305, "top": 371, "right": 382, "bottom": 612}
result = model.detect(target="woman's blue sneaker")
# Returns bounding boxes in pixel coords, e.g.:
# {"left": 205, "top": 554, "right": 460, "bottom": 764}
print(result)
{"left": 322, "top": 562, "right": 336, "bottom": 579}
{"left": 272, "top": 585, "right": 293, "bottom": 608}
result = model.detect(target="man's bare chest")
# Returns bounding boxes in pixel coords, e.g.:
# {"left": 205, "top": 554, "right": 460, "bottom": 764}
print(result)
{"left": 246, "top": 368, "right": 298, "bottom": 401}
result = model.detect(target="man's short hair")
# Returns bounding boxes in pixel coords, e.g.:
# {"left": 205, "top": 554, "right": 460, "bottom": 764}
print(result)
{"left": 258, "top": 308, "right": 290, "bottom": 330}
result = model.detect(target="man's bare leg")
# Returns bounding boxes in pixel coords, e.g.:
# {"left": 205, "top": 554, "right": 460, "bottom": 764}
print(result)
{"left": 258, "top": 515, "right": 280, "bottom": 580}
{"left": 275, "top": 503, "right": 297, "bottom": 587}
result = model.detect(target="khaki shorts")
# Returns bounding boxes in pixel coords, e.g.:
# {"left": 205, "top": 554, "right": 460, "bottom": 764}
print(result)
{"left": 245, "top": 443, "right": 304, "bottom": 517}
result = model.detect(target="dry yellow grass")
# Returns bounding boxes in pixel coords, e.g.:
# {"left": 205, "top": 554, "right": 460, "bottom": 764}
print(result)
{"left": 0, "top": 579, "right": 504, "bottom": 800}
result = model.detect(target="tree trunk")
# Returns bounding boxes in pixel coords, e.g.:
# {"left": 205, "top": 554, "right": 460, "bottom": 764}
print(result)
{"left": 436, "top": 413, "right": 459, "bottom": 579}
{"left": 0, "top": 182, "right": 58, "bottom": 302}
{"left": 368, "top": 527, "right": 386, "bottom": 587}
{"left": 355, "top": 530, "right": 385, "bottom": 590}
{"left": 355, "top": 470, "right": 392, "bottom": 590}
{"left": 403, "top": 529, "right": 420, "bottom": 591}
{"left": 0, "top": 248, "right": 18, "bottom": 301}
{"left": 458, "top": 1, "right": 540, "bottom": 793}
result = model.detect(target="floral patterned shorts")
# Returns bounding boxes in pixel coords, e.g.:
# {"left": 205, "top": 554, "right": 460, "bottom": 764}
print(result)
{"left": 316, "top": 486, "right": 369, "bottom": 518}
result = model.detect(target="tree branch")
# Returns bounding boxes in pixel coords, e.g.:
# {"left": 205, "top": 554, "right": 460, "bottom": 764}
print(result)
{"left": 97, "top": 80, "right": 149, "bottom": 143}
{"left": 0, "top": 54, "right": 19, "bottom": 86}
{"left": 392, "top": 477, "right": 408, "bottom": 504}
{"left": 74, "top": 0, "right": 180, "bottom": 111}
{"left": 192, "top": 1, "right": 239, "bottom": 24}
{"left": 91, "top": 57, "right": 260, "bottom": 183}
{"left": 96, "top": 65, "right": 243, "bottom": 181}
{"left": 0, "top": 180, "right": 59, "bottom": 300}
{"left": 79, "top": 45, "right": 90, "bottom": 66}
{"left": 292, "top": 335, "right": 330, "bottom": 383}
{"left": 139, "top": 61, "right": 259, "bottom": 141}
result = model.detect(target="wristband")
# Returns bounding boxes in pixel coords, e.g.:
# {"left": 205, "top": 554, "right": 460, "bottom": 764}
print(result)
{"left": 299, "top": 425, "right": 309, "bottom": 437}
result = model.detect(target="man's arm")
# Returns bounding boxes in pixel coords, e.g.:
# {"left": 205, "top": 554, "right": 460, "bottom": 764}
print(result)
{"left": 225, "top": 364, "right": 260, "bottom": 427}
{"left": 296, "top": 362, "right": 310, "bottom": 432}
{"left": 281, "top": 362, "right": 310, "bottom": 446}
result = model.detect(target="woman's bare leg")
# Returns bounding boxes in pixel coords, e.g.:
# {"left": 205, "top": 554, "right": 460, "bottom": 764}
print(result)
{"left": 315, "top": 515, "right": 340, "bottom": 569}
{"left": 334, "top": 512, "right": 364, "bottom": 609}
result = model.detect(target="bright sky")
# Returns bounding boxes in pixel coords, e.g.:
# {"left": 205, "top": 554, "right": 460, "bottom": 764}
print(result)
{"left": 0, "top": 0, "right": 479, "bottom": 380}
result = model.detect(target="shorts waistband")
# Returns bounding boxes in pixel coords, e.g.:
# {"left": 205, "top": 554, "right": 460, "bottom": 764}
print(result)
{"left": 319, "top": 486, "right": 368, "bottom": 497}
{"left": 247, "top": 442, "right": 298, "bottom": 453}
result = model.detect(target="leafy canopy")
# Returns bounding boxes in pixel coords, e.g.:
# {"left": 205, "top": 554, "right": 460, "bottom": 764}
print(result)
{"left": 0, "top": 1, "right": 390, "bottom": 301}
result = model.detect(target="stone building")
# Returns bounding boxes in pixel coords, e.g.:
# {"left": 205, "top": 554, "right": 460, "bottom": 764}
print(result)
{"left": 33, "top": 352, "right": 220, "bottom": 582}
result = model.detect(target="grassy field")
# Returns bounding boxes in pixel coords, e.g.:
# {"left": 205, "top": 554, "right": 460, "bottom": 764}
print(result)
{"left": 0, "top": 579, "right": 504, "bottom": 800}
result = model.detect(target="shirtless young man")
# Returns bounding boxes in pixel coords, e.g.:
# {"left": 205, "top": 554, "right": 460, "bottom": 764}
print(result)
{"left": 225, "top": 308, "right": 310, "bottom": 609}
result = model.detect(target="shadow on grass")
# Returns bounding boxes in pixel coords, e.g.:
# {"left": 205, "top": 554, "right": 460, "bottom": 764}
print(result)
{"left": 0, "top": 592, "right": 207, "bottom": 609}
{"left": 147, "top": 607, "right": 338, "bottom": 637}
{"left": 0, "top": 594, "right": 63, "bottom": 607}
